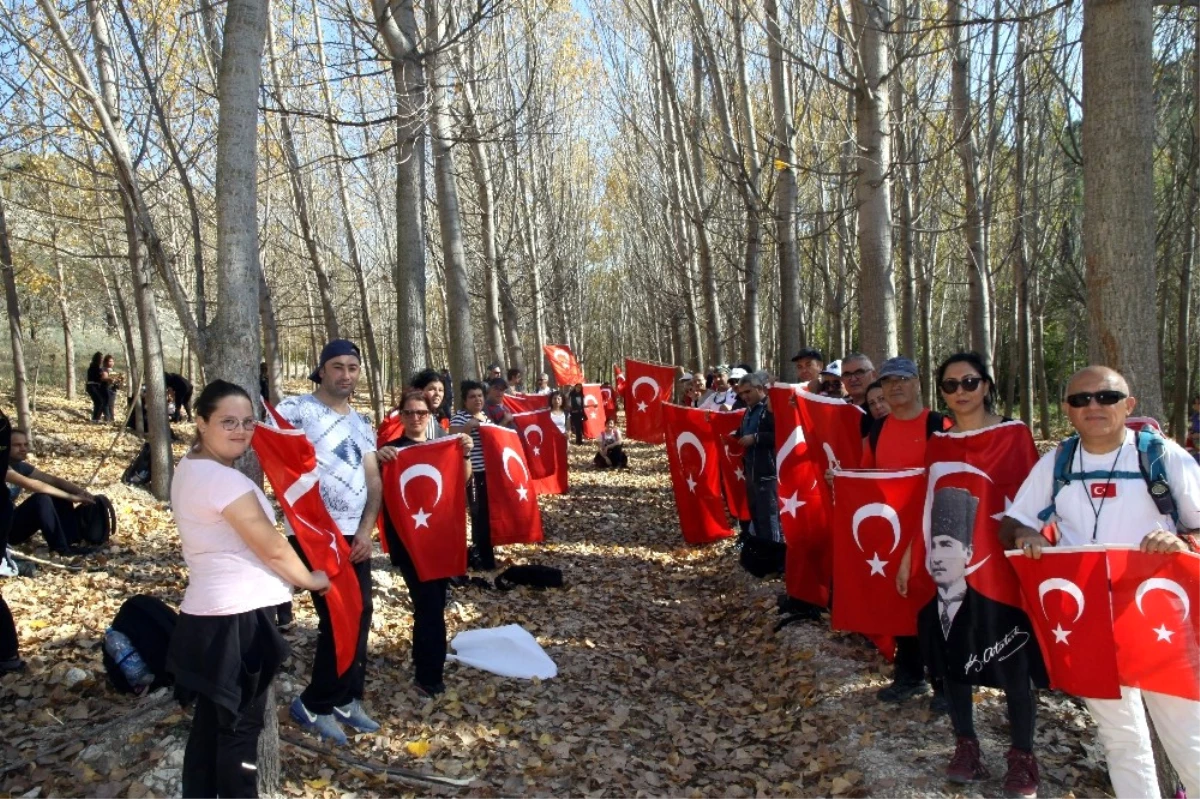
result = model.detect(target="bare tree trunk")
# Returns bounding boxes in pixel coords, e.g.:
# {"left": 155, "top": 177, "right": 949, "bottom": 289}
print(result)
{"left": 852, "top": 0, "right": 897, "bottom": 366}
{"left": 49, "top": 224, "right": 75, "bottom": 401}
{"left": 1082, "top": 0, "right": 1163, "bottom": 418}
{"left": 0, "top": 185, "right": 31, "bottom": 434}
{"left": 1012, "top": 18, "right": 1034, "bottom": 424}
{"left": 688, "top": 41, "right": 724, "bottom": 367}
{"left": 1173, "top": 16, "right": 1198, "bottom": 443}
{"left": 426, "top": 1, "right": 477, "bottom": 388}
{"left": 890, "top": 4, "right": 916, "bottom": 359}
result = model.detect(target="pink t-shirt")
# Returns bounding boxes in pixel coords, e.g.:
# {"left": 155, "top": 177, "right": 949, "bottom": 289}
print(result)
{"left": 171, "top": 455, "right": 291, "bottom": 616}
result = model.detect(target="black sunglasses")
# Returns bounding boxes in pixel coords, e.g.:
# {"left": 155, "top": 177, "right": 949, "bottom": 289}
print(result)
{"left": 1065, "top": 390, "right": 1127, "bottom": 408}
{"left": 939, "top": 376, "right": 983, "bottom": 394}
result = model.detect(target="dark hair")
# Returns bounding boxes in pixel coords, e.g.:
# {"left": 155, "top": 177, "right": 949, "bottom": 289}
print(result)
{"left": 488, "top": 377, "right": 508, "bottom": 392}
{"left": 935, "top": 351, "right": 995, "bottom": 412}
{"left": 90, "top": 352, "right": 103, "bottom": 368}
{"left": 400, "top": 390, "right": 431, "bottom": 412}
{"left": 791, "top": 348, "right": 823, "bottom": 364}
{"left": 409, "top": 368, "right": 443, "bottom": 390}
{"left": 866, "top": 379, "right": 885, "bottom": 395}
{"left": 460, "top": 379, "right": 485, "bottom": 403}
{"left": 103, "top": 353, "right": 115, "bottom": 364}
{"left": 549, "top": 391, "right": 565, "bottom": 409}
{"left": 506, "top": 368, "right": 521, "bottom": 381}
{"left": 194, "top": 379, "right": 251, "bottom": 421}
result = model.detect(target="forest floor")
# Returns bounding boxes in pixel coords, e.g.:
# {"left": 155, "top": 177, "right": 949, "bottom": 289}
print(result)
{"left": 0, "top": 385, "right": 1116, "bottom": 798}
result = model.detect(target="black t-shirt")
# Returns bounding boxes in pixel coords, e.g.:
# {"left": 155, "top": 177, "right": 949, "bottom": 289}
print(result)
{"left": 164, "top": 373, "right": 191, "bottom": 396}
{"left": 858, "top": 401, "right": 873, "bottom": 438}
{"left": 87, "top": 364, "right": 103, "bottom": 384}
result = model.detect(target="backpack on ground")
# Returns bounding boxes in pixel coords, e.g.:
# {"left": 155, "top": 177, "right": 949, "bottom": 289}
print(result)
{"left": 76, "top": 495, "right": 116, "bottom": 545}
{"left": 1038, "top": 425, "right": 1179, "bottom": 525}
{"left": 121, "top": 443, "right": 151, "bottom": 486}
{"left": 102, "top": 594, "right": 177, "bottom": 694}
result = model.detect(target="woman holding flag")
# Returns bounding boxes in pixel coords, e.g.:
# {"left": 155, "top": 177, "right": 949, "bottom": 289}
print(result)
{"left": 380, "top": 391, "right": 472, "bottom": 697}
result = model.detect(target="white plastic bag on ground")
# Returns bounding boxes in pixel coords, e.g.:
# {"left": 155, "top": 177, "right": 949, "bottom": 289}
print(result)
{"left": 446, "top": 624, "right": 557, "bottom": 679}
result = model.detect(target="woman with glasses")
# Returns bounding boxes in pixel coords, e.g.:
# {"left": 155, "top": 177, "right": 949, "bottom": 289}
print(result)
{"left": 409, "top": 368, "right": 450, "bottom": 438}
{"left": 909, "top": 352, "right": 1044, "bottom": 797}
{"left": 167, "top": 380, "right": 330, "bottom": 798}
{"left": 380, "top": 391, "right": 472, "bottom": 696}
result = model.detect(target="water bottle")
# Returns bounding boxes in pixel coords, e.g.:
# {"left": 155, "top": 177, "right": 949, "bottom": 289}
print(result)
{"left": 104, "top": 628, "right": 153, "bottom": 689}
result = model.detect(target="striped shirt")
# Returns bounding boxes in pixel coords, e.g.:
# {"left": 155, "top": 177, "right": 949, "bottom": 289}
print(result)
{"left": 451, "top": 411, "right": 491, "bottom": 473}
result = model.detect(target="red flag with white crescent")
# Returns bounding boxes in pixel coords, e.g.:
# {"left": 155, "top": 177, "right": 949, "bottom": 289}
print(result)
{"left": 543, "top": 344, "right": 584, "bottom": 387}
{"left": 480, "top": 426, "right": 545, "bottom": 545}
{"left": 252, "top": 414, "right": 362, "bottom": 676}
{"left": 582, "top": 384, "right": 605, "bottom": 439}
{"left": 613, "top": 364, "right": 626, "bottom": 396}
{"left": 624, "top": 358, "right": 676, "bottom": 444}
{"left": 372, "top": 409, "right": 405, "bottom": 555}
{"left": 708, "top": 409, "right": 749, "bottom": 522}
{"left": 512, "top": 409, "right": 556, "bottom": 480}
{"left": 663, "top": 403, "right": 732, "bottom": 544}
{"left": 796, "top": 391, "right": 865, "bottom": 473}
{"left": 831, "top": 468, "right": 928, "bottom": 636}
{"left": 771, "top": 385, "right": 833, "bottom": 607}
{"left": 1007, "top": 547, "right": 1121, "bottom": 698}
{"left": 600, "top": 385, "right": 616, "bottom": 418}
{"left": 501, "top": 393, "right": 550, "bottom": 415}
{"left": 1109, "top": 548, "right": 1200, "bottom": 700}
{"left": 379, "top": 437, "right": 467, "bottom": 581}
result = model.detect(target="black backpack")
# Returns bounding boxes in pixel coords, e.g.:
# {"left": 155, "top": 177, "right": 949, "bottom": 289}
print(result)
{"left": 121, "top": 443, "right": 151, "bottom": 486}
{"left": 76, "top": 495, "right": 116, "bottom": 545}
{"left": 103, "top": 595, "right": 177, "bottom": 694}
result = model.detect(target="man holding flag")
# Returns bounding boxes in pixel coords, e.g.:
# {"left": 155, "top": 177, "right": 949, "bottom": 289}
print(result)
{"left": 276, "top": 339, "right": 383, "bottom": 744}
{"left": 1003, "top": 366, "right": 1200, "bottom": 798}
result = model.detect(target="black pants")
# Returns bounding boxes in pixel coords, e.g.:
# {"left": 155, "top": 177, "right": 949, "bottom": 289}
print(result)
{"left": 468, "top": 472, "right": 494, "bottom": 570}
{"left": 86, "top": 384, "right": 106, "bottom": 421}
{"left": 747, "top": 476, "right": 783, "bottom": 544}
{"left": 894, "top": 635, "right": 925, "bottom": 684}
{"left": 0, "top": 500, "right": 16, "bottom": 660}
{"left": 182, "top": 689, "right": 267, "bottom": 798}
{"left": 171, "top": 386, "right": 194, "bottom": 422}
{"left": 593, "top": 446, "right": 627, "bottom": 468}
{"left": 570, "top": 413, "right": 584, "bottom": 445}
{"left": 384, "top": 527, "right": 449, "bottom": 688}
{"left": 8, "top": 495, "right": 78, "bottom": 553}
{"left": 289, "top": 537, "right": 372, "bottom": 714}
{"left": 945, "top": 676, "right": 1036, "bottom": 751}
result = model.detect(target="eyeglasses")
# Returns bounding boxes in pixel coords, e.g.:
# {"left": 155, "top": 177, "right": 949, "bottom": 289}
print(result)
{"left": 842, "top": 368, "right": 871, "bottom": 380}
{"left": 939, "top": 376, "right": 983, "bottom": 394}
{"left": 401, "top": 409, "right": 431, "bottom": 418}
{"left": 1065, "top": 390, "right": 1127, "bottom": 408}
{"left": 217, "top": 418, "right": 257, "bottom": 432}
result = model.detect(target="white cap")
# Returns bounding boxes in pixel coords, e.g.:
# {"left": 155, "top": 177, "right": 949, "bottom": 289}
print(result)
{"left": 729, "top": 367, "right": 748, "bottom": 380}
{"left": 821, "top": 359, "right": 842, "bottom": 378}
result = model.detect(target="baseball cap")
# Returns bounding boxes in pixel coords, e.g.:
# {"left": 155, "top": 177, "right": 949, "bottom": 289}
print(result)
{"left": 791, "top": 347, "right": 823, "bottom": 363}
{"left": 679, "top": 372, "right": 694, "bottom": 382}
{"left": 729, "top": 367, "right": 748, "bottom": 380}
{"left": 821, "top": 359, "right": 842, "bottom": 378}
{"left": 309, "top": 339, "right": 361, "bottom": 383}
{"left": 877, "top": 356, "right": 919, "bottom": 380}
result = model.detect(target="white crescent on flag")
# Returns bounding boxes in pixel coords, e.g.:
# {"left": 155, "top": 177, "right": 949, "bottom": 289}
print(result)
{"left": 502, "top": 447, "right": 530, "bottom": 483}
{"left": 1038, "top": 578, "right": 1086, "bottom": 622}
{"left": 522, "top": 424, "right": 545, "bottom": 448}
{"left": 584, "top": 395, "right": 599, "bottom": 406}
{"left": 1135, "top": 578, "right": 1191, "bottom": 622}
{"left": 631, "top": 376, "right": 660, "bottom": 401}
{"left": 851, "top": 503, "right": 902, "bottom": 554}
{"left": 552, "top": 348, "right": 572, "bottom": 367}
{"left": 675, "top": 431, "right": 707, "bottom": 474}
{"left": 775, "top": 426, "right": 806, "bottom": 471}
{"left": 398, "top": 463, "right": 443, "bottom": 509}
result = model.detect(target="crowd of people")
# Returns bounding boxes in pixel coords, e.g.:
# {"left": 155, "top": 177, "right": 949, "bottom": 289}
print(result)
{"left": 2, "top": 336, "right": 1198, "bottom": 799}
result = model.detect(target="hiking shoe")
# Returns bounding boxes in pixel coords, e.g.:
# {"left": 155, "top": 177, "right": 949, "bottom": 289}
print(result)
{"left": 877, "top": 679, "right": 930, "bottom": 703}
{"left": 0, "top": 657, "right": 26, "bottom": 674}
{"left": 946, "top": 736, "right": 990, "bottom": 784}
{"left": 415, "top": 680, "right": 446, "bottom": 698}
{"left": 333, "top": 699, "right": 380, "bottom": 733}
{"left": 289, "top": 697, "right": 347, "bottom": 745}
{"left": 1002, "top": 748, "right": 1039, "bottom": 798}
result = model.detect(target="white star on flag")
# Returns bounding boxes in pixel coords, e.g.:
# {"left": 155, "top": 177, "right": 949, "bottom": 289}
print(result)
{"left": 516, "top": 485, "right": 529, "bottom": 501}
{"left": 411, "top": 508, "right": 431, "bottom": 528}
{"left": 1052, "top": 623, "right": 1071, "bottom": 644}
{"left": 866, "top": 552, "right": 887, "bottom": 576}
{"left": 1153, "top": 624, "right": 1174, "bottom": 643}
{"left": 686, "top": 473, "right": 697, "bottom": 493}
{"left": 532, "top": 446, "right": 541, "bottom": 456}
{"left": 734, "top": 467, "right": 744, "bottom": 482}
{"left": 637, "top": 401, "right": 648, "bottom": 412}
{"left": 780, "top": 491, "right": 805, "bottom": 517}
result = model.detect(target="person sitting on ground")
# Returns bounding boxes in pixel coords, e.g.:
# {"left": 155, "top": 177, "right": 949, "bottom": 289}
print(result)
{"left": 5, "top": 429, "right": 97, "bottom": 556}
{"left": 164, "top": 372, "right": 194, "bottom": 423}
{"left": 548, "top": 391, "right": 568, "bottom": 435}
{"left": 818, "top": 360, "right": 846, "bottom": 399}
{"left": 483, "top": 379, "right": 514, "bottom": 428}
{"left": 1001, "top": 366, "right": 1200, "bottom": 799}
{"left": 594, "top": 418, "right": 627, "bottom": 469}
{"left": 790, "top": 347, "right": 823, "bottom": 393}
{"left": 533, "top": 373, "right": 553, "bottom": 396}
{"left": 505, "top": 368, "right": 524, "bottom": 395}
{"left": 865, "top": 380, "right": 891, "bottom": 421}
{"left": 0, "top": 410, "right": 26, "bottom": 674}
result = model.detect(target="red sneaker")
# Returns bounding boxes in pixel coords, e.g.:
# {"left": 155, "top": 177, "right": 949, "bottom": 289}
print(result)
{"left": 1002, "top": 748, "right": 1039, "bottom": 798}
{"left": 945, "top": 736, "right": 990, "bottom": 784}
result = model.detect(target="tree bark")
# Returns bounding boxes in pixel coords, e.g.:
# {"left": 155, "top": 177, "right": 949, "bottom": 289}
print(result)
{"left": 49, "top": 223, "right": 75, "bottom": 401}
{"left": 0, "top": 185, "right": 31, "bottom": 435}
{"left": 1082, "top": 0, "right": 1163, "bottom": 418}
{"left": 1012, "top": 18, "right": 1034, "bottom": 425}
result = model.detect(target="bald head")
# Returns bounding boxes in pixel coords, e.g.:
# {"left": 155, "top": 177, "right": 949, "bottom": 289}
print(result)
{"left": 1064, "top": 366, "right": 1130, "bottom": 399}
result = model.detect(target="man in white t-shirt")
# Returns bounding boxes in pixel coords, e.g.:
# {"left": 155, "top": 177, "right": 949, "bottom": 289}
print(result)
{"left": 698, "top": 366, "right": 736, "bottom": 412}
{"left": 278, "top": 339, "right": 384, "bottom": 745}
{"left": 1002, "top": 366, "right": 1200, "bottom": 799}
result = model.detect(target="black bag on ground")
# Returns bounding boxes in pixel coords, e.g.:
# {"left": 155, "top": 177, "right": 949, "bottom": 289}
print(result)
{"left": 76, "top": 495, "right": 116, "bottom": 545}
{"left": 121, "top": 443, "right": 151, "bottom": 486}
{"left": 494, "top": 565, "right": 564, "bottom": 591}
{"left": 103, "top": 594, "right": 177, "bottom": 694}
{"left": 739, "top": 538, "right": 786, "bottom": 578}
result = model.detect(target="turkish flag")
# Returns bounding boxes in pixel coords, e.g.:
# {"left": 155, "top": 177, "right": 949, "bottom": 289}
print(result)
{"left": 708, "top": 409, "right": 749, "bottom": 522}
{"left": 252, "top": 415, "right": 362, "bottom": 676}
{"left": 512, "top": 409, "right": 556, "bottom": 480}
{"left": 544, "top": 344, "right": 584, "bottom": 387}
{"left": 771, "top": 385, "right": 833, "bottom": 608}
{"left": 373, "top": 408, "right": 406, "bottom": 554}
{"left": 379, "top": 437, "right": 467, "bottom": 581}
{"left": 662, "top": 403, "right": 732, "bottom": 544}
{"left": 1109, "top": 548, "right": 1200, "bottom": 700}
{"left": 1007, "top": 547, "right": 1121, "bottom": 698}
{"left": 796, "top": 391, "right": 865, "bottom": 473}
{"left": 600, "top": 385, "right": 617, "bottom": 419}
{"left": 923, "top": 421, "right": 1039, "bottom": 608}
{"left": 624, "top": 358, "right": 675, "bottom": 444}
{"left": 502, "top": 393, "right": 550, "bottom": 415}
{"left": 831, "top": 468, "right": 928, "bottom": 636}
{"left": 479, "top": 426, "right": 545, "bottom": 545}
{"left": 613, "top": 365, "right": 626, "bottom": 396}
{"left": 582, "top": 384, "right": 605, "bottom": 439}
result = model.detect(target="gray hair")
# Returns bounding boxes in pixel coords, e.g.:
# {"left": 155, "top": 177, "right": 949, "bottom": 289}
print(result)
{"left": 842, "top": 352, "right": 874, "bottom": 370}
{"left": 738, "top": 370, "right": 772, "bottom": 388}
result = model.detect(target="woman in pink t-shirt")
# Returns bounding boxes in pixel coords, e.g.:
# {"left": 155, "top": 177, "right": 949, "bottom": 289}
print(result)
{"left": 167, "top": 380, "right": 329, "bottom": 799}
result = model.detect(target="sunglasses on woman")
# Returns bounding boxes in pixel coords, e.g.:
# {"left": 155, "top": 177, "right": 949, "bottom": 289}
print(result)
{"left": 1065, "top": 390, "right": 1127, "bottom": 408}
{"left": 939, "top": 376, "right": 983, "bottom": 394}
